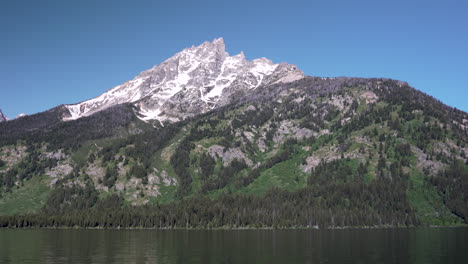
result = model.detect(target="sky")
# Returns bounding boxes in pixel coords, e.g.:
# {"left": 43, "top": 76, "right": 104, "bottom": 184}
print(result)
{"left": 1, "top": 0, "right": 467, "bottom": 118}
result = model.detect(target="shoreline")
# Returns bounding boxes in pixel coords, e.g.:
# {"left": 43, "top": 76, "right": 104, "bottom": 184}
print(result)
{"left": 1, "top": 224, "right": 467, "bottom": 231}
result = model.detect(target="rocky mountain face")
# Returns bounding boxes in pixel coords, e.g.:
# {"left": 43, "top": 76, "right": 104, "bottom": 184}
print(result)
{"left": 0, "top": 109, "right": 8, "bottom": 122}
{"left": 64, "top": 38, "right": 303, "bottom": 123}
{"left": 0, "top": 38, "right": 467, "bottom": 229}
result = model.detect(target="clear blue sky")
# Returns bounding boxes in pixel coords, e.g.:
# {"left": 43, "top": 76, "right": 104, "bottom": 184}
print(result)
{"left": 1, "top": 0, "right": 467, "bottom": 118}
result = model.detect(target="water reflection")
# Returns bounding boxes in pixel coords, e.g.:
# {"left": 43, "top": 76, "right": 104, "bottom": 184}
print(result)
{"left": 0, "top": 228, "right": 466, "bottom": 263}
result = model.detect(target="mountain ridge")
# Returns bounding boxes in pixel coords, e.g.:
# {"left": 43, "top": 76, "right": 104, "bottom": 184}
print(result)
{"left": 63, "top": 38, "right": 304, "bottom": 124}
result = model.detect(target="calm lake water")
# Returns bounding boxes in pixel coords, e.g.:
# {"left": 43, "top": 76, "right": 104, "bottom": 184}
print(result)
{"left": 0, "top": 228, "right": 467, "bottom": 263}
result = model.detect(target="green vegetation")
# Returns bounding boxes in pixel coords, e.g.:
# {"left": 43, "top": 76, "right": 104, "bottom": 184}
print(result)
{"left": 241, "top": 149, "right": 308, "bottom": 195}
{"left": 0, "top": 174, "right": 51, "bottom": 215}
{"left": 407, "top": 169, "right": 461, "bottom": 225}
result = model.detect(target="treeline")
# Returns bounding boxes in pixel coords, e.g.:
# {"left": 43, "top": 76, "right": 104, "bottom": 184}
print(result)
{"left": 0, "top": 148, "right": 422, "bottom": 229}
{"left": 0, "top": 180, "right": 418, "bottom": 229}
{"left": 3, "top": 158, "right": 465, "bottom": 229}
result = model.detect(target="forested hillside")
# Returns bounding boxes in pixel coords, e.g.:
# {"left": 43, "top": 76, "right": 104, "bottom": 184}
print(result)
{"left": 0, "top": 77, "right": 467, "bottom": 228}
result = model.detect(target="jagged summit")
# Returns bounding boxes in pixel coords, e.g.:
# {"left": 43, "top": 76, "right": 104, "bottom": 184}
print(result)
{"left": 64, "top": 38, "right": 304, "bottom": 123}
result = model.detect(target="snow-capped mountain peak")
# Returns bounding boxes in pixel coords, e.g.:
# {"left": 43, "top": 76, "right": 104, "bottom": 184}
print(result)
{"left": 63, "top": 38, "right": 304, "bottom": 123}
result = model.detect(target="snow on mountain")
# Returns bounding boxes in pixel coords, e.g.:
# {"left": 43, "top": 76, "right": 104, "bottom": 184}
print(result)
{"left": 63, "top": 38, "right": 304, "bottom": 123}
{"left": 15, "top": 113, "right": 27, "bottom": 119}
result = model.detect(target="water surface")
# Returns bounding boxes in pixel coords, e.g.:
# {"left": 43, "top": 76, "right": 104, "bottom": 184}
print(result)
{"left": 0, "top": 228, "right": 467, "bottom": 263}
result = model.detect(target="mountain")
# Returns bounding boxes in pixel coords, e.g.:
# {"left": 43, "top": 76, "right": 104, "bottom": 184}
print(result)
{"left": 0, "top": 38, "right": 467, "bottom": 229}
{"left": 0, "top": 109, "right": 8, "bottom": 122}
{"left": 63, "top": 38, "right": 303, "bottom": 124}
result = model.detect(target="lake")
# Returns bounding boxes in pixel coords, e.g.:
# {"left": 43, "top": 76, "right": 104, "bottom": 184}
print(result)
{"left": 0, "top": 228, "right": 467, "bottom": 263}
